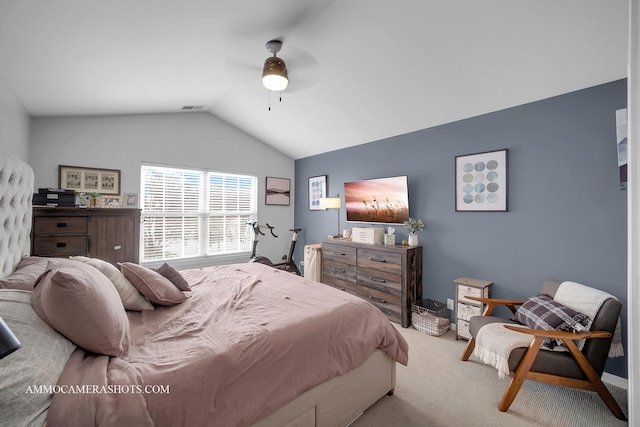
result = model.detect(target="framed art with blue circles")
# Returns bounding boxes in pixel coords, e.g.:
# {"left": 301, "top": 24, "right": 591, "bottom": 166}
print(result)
{"left": 455, "top": 149, "right": 508, "bottom": 212}
{"left": 308, "top": 175, "right": 327, "bottom": 210}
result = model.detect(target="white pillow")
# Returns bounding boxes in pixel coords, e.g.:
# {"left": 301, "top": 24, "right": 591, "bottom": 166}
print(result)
{"left": 69, "top": 256, "right": 153, "bottom": 311}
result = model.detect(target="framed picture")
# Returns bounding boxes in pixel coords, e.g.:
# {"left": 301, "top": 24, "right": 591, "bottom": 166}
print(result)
{"left": 101, "top": 195, "right": 122, "bottom": 208}
{"left": 59, "top": 165, "right": 121, "bottom": 195}
{"left": 265, "top": 177, "right": 291, "bottom": 206}
{"left": 123, "top": 193, "right": 138, "bottom": 208}
{"left": 455, "top": 149, "right": 508, "bottom": 212}
{"left": 308, "top": 175, "right": 327, "bottom": 210}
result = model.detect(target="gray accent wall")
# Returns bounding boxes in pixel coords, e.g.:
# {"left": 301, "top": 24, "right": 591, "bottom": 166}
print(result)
{"left": 295, "top": 79, "right": 628, "bottom": 378}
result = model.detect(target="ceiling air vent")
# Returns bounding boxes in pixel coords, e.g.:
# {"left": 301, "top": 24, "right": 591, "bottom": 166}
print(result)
{"left": 181, "top": 105, "right": 205, "bottom": 110}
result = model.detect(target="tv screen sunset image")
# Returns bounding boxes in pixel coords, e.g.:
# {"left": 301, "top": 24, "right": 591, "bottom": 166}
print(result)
{"left": 344, "top": 176, "right": 409, "bottom": 224}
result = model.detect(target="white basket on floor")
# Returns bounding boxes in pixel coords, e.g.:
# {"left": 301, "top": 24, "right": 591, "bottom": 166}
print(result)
{"left": 411, "top": 299, "right": 451, "bottom": 336}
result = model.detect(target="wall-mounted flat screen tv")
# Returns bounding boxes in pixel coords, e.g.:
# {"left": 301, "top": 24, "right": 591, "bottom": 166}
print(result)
{"left": 344, "top": 176, "right": 410, "bottom": 224}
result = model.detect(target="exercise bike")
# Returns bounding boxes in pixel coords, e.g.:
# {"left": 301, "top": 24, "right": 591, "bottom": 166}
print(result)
{"left": 248, "top": 220, "right": 302, "bottom": 275}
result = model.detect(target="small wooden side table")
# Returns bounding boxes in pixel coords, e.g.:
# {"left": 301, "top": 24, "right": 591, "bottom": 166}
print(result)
{"left": 454, "top": 277, "right": 492, "bottom": 340}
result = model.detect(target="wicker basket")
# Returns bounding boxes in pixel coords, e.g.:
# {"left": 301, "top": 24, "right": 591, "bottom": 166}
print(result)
{"left": 411, "top": 299, "right": 451, "bottom": 336}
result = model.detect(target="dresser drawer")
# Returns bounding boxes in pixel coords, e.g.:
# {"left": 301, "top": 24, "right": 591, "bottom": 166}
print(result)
{"left": 322, "top": 259, "right": 356, "bottom": 282}
{"left": 34, "top": 216, "right": 87, "bottom": 235}
{"left": 32, "top": 235, "right": 88, "bottom": 256}
{"left": 357, "top": 267, "right": 401, "bottom": 295}
{"left": 322, "top": 243, "right": 357, "bottom": 264}
{"left": 457, "top": 319, "right": 472, "bottom": 339}
{"left": 457, "top": 302, "right": 482, "bottom": 322}
{"left": 322, "top": 275, "right": 357, "bottom": 295}
{"left": 457, "top": 285, "right": 486, "bottom": 304}
{"left": 357, "top": 285, "right": 401, "bottom": 323}
{"left": 357, "top": 248, "right": 402, "bottom": 274}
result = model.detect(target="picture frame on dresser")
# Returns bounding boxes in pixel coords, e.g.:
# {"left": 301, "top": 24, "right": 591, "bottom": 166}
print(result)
{"left": 123, "top": 193, "right": 138, "bottom": 208}
{"left": 59, "top": 165, "right": 121, "bottom": 195}
{"left": 101, "top": 195, "right": 122, "bottom": 208}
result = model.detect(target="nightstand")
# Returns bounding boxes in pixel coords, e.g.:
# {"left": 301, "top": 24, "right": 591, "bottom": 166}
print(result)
{"left": 454, "top": 277, "right": 492, "bottom": 340}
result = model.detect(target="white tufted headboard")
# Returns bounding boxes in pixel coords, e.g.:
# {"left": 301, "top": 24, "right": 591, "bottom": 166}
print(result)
{"left": 0, "top": 152, "right": 35, "bottom": 279}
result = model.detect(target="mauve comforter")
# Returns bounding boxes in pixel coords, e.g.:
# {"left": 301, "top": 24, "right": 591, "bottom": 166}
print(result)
{"left": 47, "top": 263, "right": 408, "bottom": 427}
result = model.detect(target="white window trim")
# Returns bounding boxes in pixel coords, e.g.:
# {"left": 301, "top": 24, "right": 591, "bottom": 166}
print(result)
{"left": 140, "top": 163, "right": 258, "bottom": 263}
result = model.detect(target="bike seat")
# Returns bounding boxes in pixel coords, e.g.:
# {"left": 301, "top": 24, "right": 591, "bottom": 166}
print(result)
{"left": 289, "top": 228, "right": 302, "bottom": 233}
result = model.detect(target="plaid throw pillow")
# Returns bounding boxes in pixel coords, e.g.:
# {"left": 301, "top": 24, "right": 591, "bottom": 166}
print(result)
{"left": 513, "top": 294, "right": 590, "bottom": 349}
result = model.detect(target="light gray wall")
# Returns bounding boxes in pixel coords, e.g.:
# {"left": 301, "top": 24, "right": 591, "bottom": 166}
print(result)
{"left": 29, "top": 112, "right": 295, "bottom": 266}
{"left": 0, "top": 77, "right": 30, "bottom": 161}
{"left": 295, "top": 79, "right": 628, "bottom": 378}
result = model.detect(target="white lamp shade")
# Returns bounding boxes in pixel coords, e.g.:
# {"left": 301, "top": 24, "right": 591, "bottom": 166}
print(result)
{"left": 319, "top": 197, "right": 341, "bottom": 209}
{"left": 262, "top": 57, "right": 289, "bottom": 91}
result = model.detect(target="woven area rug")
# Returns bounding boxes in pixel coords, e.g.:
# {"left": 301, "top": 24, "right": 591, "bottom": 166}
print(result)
{"left": 350, "top": 326, "right": 628, "bottom": 427}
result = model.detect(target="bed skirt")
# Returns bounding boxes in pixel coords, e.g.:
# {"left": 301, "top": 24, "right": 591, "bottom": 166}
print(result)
{"left": 251, "top": 350, "right": 395, "bottom": 427}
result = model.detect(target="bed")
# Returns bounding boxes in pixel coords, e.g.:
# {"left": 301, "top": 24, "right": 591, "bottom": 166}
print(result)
{"left": 0, "top": 151, "right": 408, "bottom": 427}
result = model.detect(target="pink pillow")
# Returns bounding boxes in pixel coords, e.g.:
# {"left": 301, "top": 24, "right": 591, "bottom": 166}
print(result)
{"left": 31, "top": 259, "right": 130, "bottom": 357}
{"left": 0, "top": 256, "right": 48, "bottom": 290}
{"left": 121, "top": 262, "right": 187, "bottom": 306}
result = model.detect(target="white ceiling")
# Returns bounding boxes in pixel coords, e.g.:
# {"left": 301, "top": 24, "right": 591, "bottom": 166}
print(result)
{"left": 0, "top": 0, "right": 629, "bottom": 159}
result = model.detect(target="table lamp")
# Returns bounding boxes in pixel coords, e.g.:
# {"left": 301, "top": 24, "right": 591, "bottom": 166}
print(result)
{"left": 319, "top": 195, "right": 342, "bottom": 238}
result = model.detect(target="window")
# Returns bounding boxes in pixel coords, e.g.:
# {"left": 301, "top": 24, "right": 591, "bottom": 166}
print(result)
{"left": 141, "top": 164, "right": 257, "bottom": 262}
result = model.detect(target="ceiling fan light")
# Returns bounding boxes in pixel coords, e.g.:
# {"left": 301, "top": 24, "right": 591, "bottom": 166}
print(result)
{"left": 262, "top": 57, "right": 289, "bottom": 91}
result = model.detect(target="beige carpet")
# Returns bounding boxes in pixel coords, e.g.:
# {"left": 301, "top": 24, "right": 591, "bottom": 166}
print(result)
{"left": 350, "top": 325, "right": 628, "bottom": 427}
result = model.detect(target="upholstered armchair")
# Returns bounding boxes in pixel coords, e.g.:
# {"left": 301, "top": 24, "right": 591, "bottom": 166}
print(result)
{"left": 460, "top": 279, "right": 626, "bottom": 420}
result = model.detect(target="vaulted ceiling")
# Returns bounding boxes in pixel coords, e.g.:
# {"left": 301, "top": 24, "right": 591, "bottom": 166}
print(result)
{"left": 0, "top": 0, "right": 629, "bottom": 159}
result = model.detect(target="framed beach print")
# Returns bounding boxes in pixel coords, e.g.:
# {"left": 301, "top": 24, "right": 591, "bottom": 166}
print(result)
{"left": 308, "top": 175, "right": 327, "bottom": 210}
{"left": 265, "top": 177, "right": 291, "bottom": 206}
{"left": 455, "top": 149, "right": 508, "bottom": 212}
{"left": 59, "top": 165, "right": 121, "bottom": 195}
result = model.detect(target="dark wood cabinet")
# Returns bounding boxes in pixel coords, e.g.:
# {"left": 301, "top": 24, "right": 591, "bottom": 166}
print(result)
{"left": 321, "top": 239, "right": 422, "bottom": 327}
{"left": 31, "top": 207, "right": 141, "bottom": 264}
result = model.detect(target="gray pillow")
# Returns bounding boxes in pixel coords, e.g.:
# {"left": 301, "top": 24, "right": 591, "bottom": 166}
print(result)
{"left": 31, "top": 259, "right": 130, "bottom": 357}
{"left": 0, "top": 289, "right": 76, "bottom": 427}
{"left": 155, "top": 263, "right": 191, "bottom": 292}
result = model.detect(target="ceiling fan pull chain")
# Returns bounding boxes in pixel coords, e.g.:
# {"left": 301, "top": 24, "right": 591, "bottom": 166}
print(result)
{"left": 268, "top": 90, "right": 271, "bottom": 111}
{"left": 279, "top": 91, "right": 282, "bottom": 103}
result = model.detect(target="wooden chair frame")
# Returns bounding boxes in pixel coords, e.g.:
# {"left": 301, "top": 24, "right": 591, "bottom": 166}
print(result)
{"left": 460, "top": 296, "right": 627, "bottom": 421}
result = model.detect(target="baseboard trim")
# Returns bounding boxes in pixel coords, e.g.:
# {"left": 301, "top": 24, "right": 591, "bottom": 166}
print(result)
{"left": 602, "top": 372, "right": 628, "bottom": 390}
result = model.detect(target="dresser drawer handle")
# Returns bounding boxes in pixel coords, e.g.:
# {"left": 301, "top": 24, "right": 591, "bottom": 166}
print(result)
{"left": 331, "top": 285, "right": 346, "bottom": 291}
{"left": 369, "top": 276, "right": 386, "bottom": 283}
{"left": 369, "top": 257, "right": 386, "bottom": 262}
{"left": 56, "top": 222, "right": 67, "bottom": 228}
{"left": 333, "top": 252, "right": 346, "bottom": 256}
{"left": 56, "top": 242, "right": 67, "bottom": 248}
{"left": 369, "top": 296, "right": 386, "bottom": 304}
{"left": 332, "top": 267, "right": 346, "bottom": 273}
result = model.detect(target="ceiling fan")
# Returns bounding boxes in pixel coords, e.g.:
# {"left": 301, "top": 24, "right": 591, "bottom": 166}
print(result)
{"left": 262, "top": 40, "right": 289, "bottom": 92}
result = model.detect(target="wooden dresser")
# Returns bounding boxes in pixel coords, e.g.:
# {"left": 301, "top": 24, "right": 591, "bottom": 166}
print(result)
{"left": 31, "top": 207, "right": 141, "bottom": 265}
{"left": 321, "top": 239, "right": 422, "bottom": 327}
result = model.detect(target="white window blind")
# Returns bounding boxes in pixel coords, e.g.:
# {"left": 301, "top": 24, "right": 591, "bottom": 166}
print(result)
{"left": 141, "top": 164, "right": 257, "bottom": 262}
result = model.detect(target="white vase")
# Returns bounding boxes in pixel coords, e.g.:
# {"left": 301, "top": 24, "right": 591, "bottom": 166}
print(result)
{"left": 408, "top": 234, "right": 418, "bottom": 247}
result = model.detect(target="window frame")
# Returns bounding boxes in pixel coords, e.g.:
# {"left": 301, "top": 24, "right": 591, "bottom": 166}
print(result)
{"left": 140, "top": 163, "right": 258, "bottom": 263}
